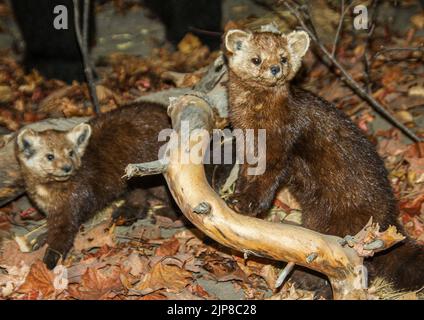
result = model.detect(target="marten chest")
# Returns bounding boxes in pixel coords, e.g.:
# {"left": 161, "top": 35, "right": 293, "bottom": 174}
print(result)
{"left": 230, "top": 90, "right": 288, "bottom": 134}
{"left": 28, "top": 183, "right": 67, "bottom": 216}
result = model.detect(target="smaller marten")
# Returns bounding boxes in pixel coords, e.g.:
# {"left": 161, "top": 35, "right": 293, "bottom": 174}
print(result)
{"left": 224, "top": 28, "right": 423, "bottom": 294}
{"left": 16, "top": 103, "right": 173, "bottom": 269}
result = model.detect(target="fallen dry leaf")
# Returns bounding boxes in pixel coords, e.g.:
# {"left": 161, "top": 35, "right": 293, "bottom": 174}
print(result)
{"left": 135, "top": 262, "right": 192, "bottom": 294}
{"left": 17, "top": 260, "right": 55, "bottom": 298}
{"left": 400, "top": 193, "right": 424, "bottom": 216}
{"left": 0, "top": 263, "right": 30, "bottom": 297}
{"left": 408, "top": 86, "right": 424, "bottom": 97}
{"left": 154, "top": 215, "right": 185, "bottom": 229}
{"left": 68, "top": 266, "right": 123, "bottom": 300}
{"left": 155, "top": 238, "right": 180, "bottom": 256}
{"left": 122, "top": 253, "right": 148, "bottom": 277}
{"left": 203, "top": 254, "right": 247, "bottom": 282}
{"left": 73, "top": 222, "right": 115, "bottom": 252}
{"left": 0, "top": 240, "right": 46, "bottom": 268}
{"left": 177, "top": 33, "right": 203, "bottom": 55}
{"left": 411, "top": 12, "right": 424, "bottom": 29}
{"left": 128, "top": 224, "right": 161, "bottom": 240}
{"left": 259, "top": 265, "right": 278, "bottom": 290}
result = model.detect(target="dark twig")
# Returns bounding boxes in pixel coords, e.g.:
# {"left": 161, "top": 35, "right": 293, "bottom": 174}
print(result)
{"left": 188, "top": 27, "right": 223, "bottom": 37}
{"left": 332, "top": 1, "right": 359, "bottom": 57}
{"left": 331, "top": 0, "right": 345, "bottom": 57}
{"left": 280, "top": 0, "right": 421, "bottom": 142}
{"left": 83, "top": 0, "right": 89, "bottom": 48}
{"left": 362, "top": 0, "right": 379, "bottom": 93}
{"left": 73, "top": 0, "right": 100, "bottom": 114}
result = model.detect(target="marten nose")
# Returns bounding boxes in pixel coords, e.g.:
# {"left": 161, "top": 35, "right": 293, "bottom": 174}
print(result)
{"left": 270, "top": 65, "right": 280, "bottom": 76}
{"left": 62, "top": 164, "right": 73, "bottom": 173}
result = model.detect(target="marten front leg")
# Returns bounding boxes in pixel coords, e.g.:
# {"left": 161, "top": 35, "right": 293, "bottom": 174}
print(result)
{"left": 227, "top": 162, "right": 288, "bottom": 217}
{"left": 43, "top": 210, "right": 79, "bottom": 269}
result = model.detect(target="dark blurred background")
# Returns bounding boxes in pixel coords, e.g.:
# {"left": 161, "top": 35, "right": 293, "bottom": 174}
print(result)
{"left": 0, "top": 0, "right": 422, "bottom": 83}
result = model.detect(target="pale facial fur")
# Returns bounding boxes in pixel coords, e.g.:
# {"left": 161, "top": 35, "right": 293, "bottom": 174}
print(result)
{"left": 225, "top": 29, "right": 310, "bottom": 87}
{"left": 16, "top": 123, "right": 92, "bottom": 182}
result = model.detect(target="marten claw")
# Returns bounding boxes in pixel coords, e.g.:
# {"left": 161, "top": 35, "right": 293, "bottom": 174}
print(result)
{"left": 112, "top": 205, "right": 147, "bottom": 226}
{"left": 226, "top": 193, "right": 260, "bottom": 217}
{"left": 43, "top": 247, "right": 62, "bottom": 270}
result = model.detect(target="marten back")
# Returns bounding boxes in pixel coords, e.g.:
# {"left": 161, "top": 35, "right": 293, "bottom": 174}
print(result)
{"left": 70, "top": 103, "right": 171, "bottom": 222}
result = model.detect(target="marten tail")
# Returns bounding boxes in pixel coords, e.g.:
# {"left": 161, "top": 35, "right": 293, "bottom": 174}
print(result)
{"left": 368, "top": 238, "right": 424, "bottom": 291}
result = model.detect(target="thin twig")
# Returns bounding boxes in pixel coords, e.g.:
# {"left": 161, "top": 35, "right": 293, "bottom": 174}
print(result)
{"left": 362, "top": 0, "right": 379, "bottom": 93}
{"left": 275, "top": 261, "right": 295, "bottom": 288}
{"left": 83, "top": 0, "right": 89, "bottom": 48}
{"left": 188, "top": 27, "right": 222, "bottom": 37}
{"left": 333, "top": 1, "right": 363, "bottom": 58}
{"left": 73, "top": 0, "right": 100, "bottom": 114}
{"left": 332, "top": 0, "right": 345, "bottom": 57}
{"left": 280, "top": 0, "right": 422, "bottom": 143}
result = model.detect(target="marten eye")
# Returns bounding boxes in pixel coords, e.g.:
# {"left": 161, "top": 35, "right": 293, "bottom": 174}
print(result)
{"left": 69, "top": 150, "right": 74, "bottom": 157}
{"left": 251, "top": 57, "right": 261, "bottom": 66}
{"left": 46, "top": 154, "right": 55, "bottom": 161}
{"left": 280, "top": 56, "right": 287, "bottom": 64}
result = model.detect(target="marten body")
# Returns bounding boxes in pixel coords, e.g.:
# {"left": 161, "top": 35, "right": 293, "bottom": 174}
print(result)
{"left": 16, "top": 103, "right": 171, "bottom": 269}
{"left": 224, "top": 29, "right": 423, "bottom": 293}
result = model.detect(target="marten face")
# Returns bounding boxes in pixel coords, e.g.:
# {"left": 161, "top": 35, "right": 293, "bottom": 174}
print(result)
{"left": 225, "top": 29, "right": 310, "bottom": 87}
{"left": 16, "top": 123, "right": 92, "bottom": 182}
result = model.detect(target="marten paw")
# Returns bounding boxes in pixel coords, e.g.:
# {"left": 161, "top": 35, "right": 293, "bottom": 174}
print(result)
{"left": 43, "top": 247, "right": 62, "bottom": 270}
{"left": 226, "top": 193, "right": 263, "bottom": 217}
{"left": 112, "top": 204, "right": 148, "bottom": 226}
{"left": 152, "top": 206, "right": 180, "bottom": 222}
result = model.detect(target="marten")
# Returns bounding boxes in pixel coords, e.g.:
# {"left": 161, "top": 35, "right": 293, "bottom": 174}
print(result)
{"left": 224, "top": 28, "right": 423, "bottom": 295}
{"left": 16, "top": 102, "right": 174, "bottom": 269}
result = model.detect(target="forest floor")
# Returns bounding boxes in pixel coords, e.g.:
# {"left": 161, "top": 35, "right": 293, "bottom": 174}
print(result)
{"left": 0, "top": 0, "right": 423, "bottom": 300}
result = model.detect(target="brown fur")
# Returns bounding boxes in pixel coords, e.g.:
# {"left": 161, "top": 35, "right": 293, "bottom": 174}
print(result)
{"left": 224, "top": 29, "right": 423, "bottom": 294}
{"left": 16, "top": 102, "right": 172, "bottom": 269}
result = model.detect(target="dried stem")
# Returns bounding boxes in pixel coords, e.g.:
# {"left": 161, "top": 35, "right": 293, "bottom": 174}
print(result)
{"left": 362, "top": 0, "right": 379, "bottom": 93}
{"left": 73, "top": 0, "right": 100, "bottom": 114}
{"left": 275, "top": 261, "right": 295, "bottom": 288}
{"left": 331, "top": 0, "right": 345, "bottom": 57}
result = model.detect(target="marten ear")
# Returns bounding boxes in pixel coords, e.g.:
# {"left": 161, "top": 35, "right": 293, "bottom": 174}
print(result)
{"left": 66, "top": 123, "right": 92, "bottom": 155}
{"left": 225, "top": 29, "right": 252, "bottom": 53}
{"left": 287, "top": 30, "right": 310, "bottom": 60}
{"left": 17, "top": 129, "right": 39, "bottom": 158}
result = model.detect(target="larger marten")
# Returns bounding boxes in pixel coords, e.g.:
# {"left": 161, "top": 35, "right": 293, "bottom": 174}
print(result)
{"left": 16, "top": 103, "right": 173, "bottom": 269}
{"left": 224, "top": 28, "right": 423, "bottom": 294}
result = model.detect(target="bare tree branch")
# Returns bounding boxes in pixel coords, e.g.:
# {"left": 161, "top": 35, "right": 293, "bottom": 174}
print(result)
{"left": 73, "top": 0, "right": 100, "bottom": 114}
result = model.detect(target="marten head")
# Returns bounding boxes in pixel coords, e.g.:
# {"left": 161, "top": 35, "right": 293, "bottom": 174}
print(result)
{"left": 16, "top": 123, "right": 92, "bottom": 182}
{"left": 224, "top": 29, "right": 310, "bottom": 87}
